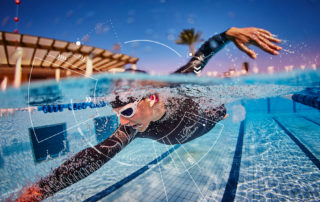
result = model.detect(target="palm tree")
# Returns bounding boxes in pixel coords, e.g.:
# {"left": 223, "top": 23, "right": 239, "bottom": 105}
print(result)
{"left": 175, "top": 28, "right": 203, "bottom": 56}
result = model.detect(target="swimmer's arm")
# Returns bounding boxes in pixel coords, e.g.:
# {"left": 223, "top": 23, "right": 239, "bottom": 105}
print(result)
{"left": 173, "top": 31, "right": 229, "bottom": 74}
{"left": 173, "top": 27, "right": 281, "bottom": 74}
{"left": 16, "top": 125, "right": 136, "bottom": 201}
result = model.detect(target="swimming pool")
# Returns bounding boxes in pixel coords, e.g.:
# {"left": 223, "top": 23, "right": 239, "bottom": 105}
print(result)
{"left": 0, "top": 70, "right": 319, "bottom": 201}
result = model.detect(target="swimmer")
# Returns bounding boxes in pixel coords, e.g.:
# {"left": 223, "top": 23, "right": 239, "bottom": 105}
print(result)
{"left": 15, "top": 27, "right": 281, "bottom": 201}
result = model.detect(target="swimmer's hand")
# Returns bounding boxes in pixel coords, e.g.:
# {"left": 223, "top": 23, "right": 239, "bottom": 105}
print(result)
{"left": 225, "top": 27, "right": 282, "bottom": 59}
{"left": 14, "top": 185, "right": 43, "bottom": 202}
{"left": 223, "top": 113, "right": 229, "bottom": 120}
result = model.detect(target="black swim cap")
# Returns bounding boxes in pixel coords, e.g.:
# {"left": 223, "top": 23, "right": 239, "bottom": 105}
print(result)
{"left": 109, "top": 69, "right": 147, "bottom": 108}
{"left": 109, "top": 96, "right": 138, "bottom": 108}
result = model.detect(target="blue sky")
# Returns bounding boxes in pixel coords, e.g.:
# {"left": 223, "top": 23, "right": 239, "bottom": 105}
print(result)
{"left": 1, "top": 0, "right": 320, "bottom": 74}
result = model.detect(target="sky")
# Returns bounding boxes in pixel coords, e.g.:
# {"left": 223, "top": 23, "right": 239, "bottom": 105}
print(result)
{"left": 1, "top": 0, "right": 320, "bottom": 74}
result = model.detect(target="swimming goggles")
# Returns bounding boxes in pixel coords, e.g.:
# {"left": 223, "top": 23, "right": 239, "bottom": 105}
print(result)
{"left": 118, "top": 97, "right": 143, "bottom": 118}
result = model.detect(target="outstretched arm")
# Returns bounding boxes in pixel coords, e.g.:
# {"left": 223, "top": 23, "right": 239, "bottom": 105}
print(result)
{"left": 16, "top": 125, "right": 137, "bottom": 201}
{"left": 174, "top": 27, "right": 281, "bottom": 74}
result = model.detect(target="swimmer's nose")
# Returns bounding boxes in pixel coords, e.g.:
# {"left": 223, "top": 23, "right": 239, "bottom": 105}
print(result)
{"left": 119, "top": 116, "right": 130, "bottom": 125}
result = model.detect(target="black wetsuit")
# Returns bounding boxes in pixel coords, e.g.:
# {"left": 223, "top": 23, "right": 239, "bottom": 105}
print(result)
{"left": 36, "top": 32, "right": 229, "bottom": 199}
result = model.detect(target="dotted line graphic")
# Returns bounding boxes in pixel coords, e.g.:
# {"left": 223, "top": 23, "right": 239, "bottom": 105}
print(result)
{"left": 109, "top": 18, "right": 123, "bottom": 51}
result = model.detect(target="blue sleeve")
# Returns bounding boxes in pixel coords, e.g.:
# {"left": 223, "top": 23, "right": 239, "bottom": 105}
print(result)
{"left": 173, "top": 32, "right": 229, "bottom": 74}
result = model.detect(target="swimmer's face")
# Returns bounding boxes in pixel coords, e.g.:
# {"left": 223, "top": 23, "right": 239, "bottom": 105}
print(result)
{"left": 113, "top": 99, "right": 154, "bottom": 132}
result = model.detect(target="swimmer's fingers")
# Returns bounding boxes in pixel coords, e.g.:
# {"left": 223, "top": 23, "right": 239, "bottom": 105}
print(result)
{"left": 261, "top": 34, "right": 281, "bottom": 43}
{"left": 257, "top": 28, "right": 281, "bottom": 43}
{"left": 223, "top": 113, "right": 229, "bottom": 120}
{"left": 253, "top": 36, "right": 280, "bottom": 55}
{"left": 16, "top": 186, "right": 43, "bottom": 202}
{"left": 258, "top": 35, "right": 282, "bottom": 53}
{"left": 234, "top": 40, "right": 257, "bottom": 59}
{"left": 257, "top": 28, "right": 272, "bottom": 36}
{"left": 258, "top": 35, "right": 282, "bottom": 50}
{"left": 226, "top": 27, "right": 281, "bottom": 59}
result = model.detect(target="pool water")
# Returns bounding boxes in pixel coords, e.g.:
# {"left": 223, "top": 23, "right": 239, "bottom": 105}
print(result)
{"left": 0, "top": 70, "right": 319, "bottom": 201}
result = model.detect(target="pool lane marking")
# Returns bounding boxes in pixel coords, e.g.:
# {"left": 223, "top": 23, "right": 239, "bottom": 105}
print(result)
{"left": 83, "top": 144, "right": 181, "bottom": 202}
{"left": 273, "top": 117, "right": 320, "bottom": 171}
{"left": 298, "top": 115, "right": 320, "bottom": 126}
{"left": 152, "top": 141, "right": 169, "bottom": 202}
{"left": 267, "top": 98, "right": 271, "bottom": 113}
{"left": 221, "top": 120, "right": 246, "bottom": 202}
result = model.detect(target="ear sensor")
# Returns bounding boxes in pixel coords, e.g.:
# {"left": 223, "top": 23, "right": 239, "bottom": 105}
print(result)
{"left": 149, "top": 95, "right": 158, "bottom": 107}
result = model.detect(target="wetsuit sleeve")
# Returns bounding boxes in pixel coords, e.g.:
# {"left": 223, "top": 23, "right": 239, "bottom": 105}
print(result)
{"left": 173, "top": 32, "right": 229, "bottom": 74}
{"left": 34, "top": 125, "right": 137, "bottom": 200}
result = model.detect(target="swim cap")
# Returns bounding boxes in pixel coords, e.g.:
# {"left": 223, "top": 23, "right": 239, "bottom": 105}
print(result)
{"left": 109, "top": 96, "right": 138, "bottom": 108}
{"left": 109, "top": 68, "right": 147, "bottom": 108}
